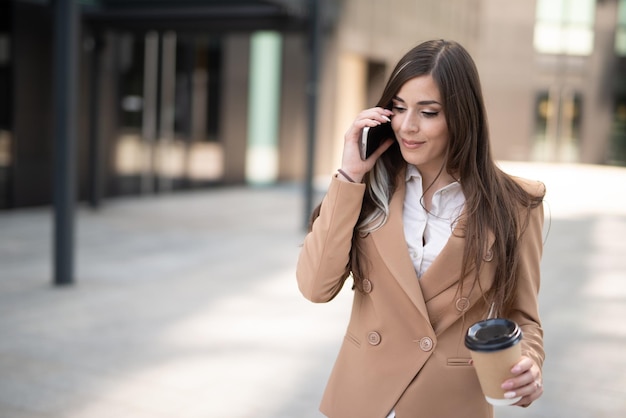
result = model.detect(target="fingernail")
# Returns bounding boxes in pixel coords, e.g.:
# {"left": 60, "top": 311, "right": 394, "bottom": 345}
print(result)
{"left": 504, "top": 391, "right": 517, "bottom": 399}
{"left": 383, "top": 116, "right": 391, "bottom": 122}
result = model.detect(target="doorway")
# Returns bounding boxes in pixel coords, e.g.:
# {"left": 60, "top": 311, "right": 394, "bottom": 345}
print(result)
{"left": 112, "top": 30, "right": 225, "bottom": 196}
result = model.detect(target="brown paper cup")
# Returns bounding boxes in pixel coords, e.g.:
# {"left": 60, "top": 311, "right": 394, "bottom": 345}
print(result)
{"left": 465, "top": 318, "right": 523, "bottom": 406}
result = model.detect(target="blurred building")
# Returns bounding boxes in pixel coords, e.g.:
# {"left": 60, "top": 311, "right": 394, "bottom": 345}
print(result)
{"left": 0, "top": 0, "right": 625, "bottom": 209}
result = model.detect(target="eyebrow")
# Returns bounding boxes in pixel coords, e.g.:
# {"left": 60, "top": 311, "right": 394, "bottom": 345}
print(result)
{"left": 393, "top": 96, "right": 441, "bottom": 106}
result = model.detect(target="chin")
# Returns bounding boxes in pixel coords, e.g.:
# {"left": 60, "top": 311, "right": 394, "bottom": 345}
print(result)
{"left": 399, "top": 150, "right": 426, "bottom": 166}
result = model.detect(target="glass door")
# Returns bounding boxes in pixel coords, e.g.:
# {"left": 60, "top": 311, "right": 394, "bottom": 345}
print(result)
{"left": 113, "top": 30, "right": 225, "bottom": 196}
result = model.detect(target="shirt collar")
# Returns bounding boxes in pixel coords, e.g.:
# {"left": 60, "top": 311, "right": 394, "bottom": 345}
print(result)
{"left": 404, "top": 164, "right": 462, "bottom": 193}
{"left": 405, "top": 164, "right": 421, "bottom": 182}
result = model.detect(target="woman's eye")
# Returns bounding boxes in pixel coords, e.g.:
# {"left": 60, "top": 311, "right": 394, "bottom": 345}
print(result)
{"left": 392, "top": 106, "right": 407, "bottom": 113}
{"left": 422, "top": 111, "right": 439, "bottom": 118}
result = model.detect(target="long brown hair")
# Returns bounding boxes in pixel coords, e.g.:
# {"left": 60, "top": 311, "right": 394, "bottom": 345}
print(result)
{"left": 311, "top": 40, "right": 544, "bottom": 315}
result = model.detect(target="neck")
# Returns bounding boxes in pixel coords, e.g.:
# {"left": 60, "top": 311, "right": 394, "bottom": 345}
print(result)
{"left": 418, "top": 165, "right": 457, "bottom": 192}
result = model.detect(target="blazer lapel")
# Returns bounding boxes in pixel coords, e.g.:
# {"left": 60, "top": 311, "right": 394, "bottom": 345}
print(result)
{"left": 420, "top": 220, "right": 495, "bottom": 302}
{"left": 419, "top": 217, "right": 496, "bottom": 335}
{"left": 368, "top": 171, "right": 497, "bottom": 335}
{"left": 370, "top": 178, "right": 430, "bottom": 321}
{"left": 418, "top": 216, "right": 468, "bottom": 302}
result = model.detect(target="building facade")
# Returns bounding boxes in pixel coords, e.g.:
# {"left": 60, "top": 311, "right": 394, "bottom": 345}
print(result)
{"left": 317, "top": 0, "right": 626, "bottom": 175}
{"left": 0, "top": 0, "right": 624, "bottom": 209}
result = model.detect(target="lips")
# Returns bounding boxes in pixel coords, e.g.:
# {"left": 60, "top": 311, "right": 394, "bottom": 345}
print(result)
{"left": 401, "top": 138, "right": 426, "bottom": 149}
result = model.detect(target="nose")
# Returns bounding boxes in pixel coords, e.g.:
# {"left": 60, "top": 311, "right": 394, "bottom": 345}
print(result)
{"left": 400, "top": 112, "right": 419, "bottom": 133}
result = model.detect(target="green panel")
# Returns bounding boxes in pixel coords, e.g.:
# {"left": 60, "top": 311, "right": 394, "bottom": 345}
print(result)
{"left": 619, "top": 0, "right": 626, "bottom": 25}
{"left": 248, "top": 31, "right": 282, "bottom": 148}
{"left": 246, "top": 31, "right": 282, "bottom": 183}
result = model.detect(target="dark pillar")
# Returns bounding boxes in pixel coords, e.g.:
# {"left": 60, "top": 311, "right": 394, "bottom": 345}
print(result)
{"left": 88, "top": 34, "right": 104, "bottom": 209}
{"left": 53, "top": 0, "right": 79, "bottom": 285}
{"left": 304, "top": 0, "right": 321, "bottom": 229}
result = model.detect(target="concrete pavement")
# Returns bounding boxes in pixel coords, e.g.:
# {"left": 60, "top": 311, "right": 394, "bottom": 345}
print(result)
{"left": 0, "top": 162, "right": 625, "bottom": 418}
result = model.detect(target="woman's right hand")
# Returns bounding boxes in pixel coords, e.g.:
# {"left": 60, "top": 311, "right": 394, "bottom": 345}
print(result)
{"left": 338, "top": 107, "right": 395, "bottom": 183}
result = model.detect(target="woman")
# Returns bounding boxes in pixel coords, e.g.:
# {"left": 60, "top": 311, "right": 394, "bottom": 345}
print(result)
{"left": 296, "top": 40, "right": 545, "bottom": 417}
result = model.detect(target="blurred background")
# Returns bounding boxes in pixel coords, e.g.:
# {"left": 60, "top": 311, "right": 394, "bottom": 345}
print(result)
{"left": 1, "top": 0, "right": 625, "bottom": 209}
{"left": 0, "top": 0, "right": 625, "bottom": 417}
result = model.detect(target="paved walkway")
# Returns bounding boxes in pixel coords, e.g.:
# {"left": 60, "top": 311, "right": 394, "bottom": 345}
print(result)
{"left": 0, "top": 162, "right": 625, "bottom": 418}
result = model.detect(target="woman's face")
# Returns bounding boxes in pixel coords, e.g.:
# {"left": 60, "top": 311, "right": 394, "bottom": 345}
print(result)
{"left": 391, "top": 75, "right": 449, "bottom": 176}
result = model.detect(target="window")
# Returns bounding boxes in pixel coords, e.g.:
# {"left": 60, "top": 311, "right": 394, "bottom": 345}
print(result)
{"left": 114, "top": 31, "right": 225, "bottom": 191}
{"left": 0, "top": 30, "right": 12, "bottom": 209}
{"left": 534, "top": 0, "right": 596, "bottom": 55}
{"left": 533, "top": 89, "right": 582, "bottom": 162}
{"left": 608, "top": 96, "right": 626, "bottom": 165}
{"left": 617, "top": 0, "right": 626, "bottom": 56}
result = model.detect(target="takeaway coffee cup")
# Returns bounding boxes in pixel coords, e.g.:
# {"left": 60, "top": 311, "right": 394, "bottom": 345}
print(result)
{"left": 465, "top": 318, "right": 523, "bottom": 406}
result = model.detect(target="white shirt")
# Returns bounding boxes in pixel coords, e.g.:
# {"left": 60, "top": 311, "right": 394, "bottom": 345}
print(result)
{"left": 402, "top": 164, "right": 465, "bottom": 278}
{"left": 388, "top": 166, "right": 466, "bottom": 418}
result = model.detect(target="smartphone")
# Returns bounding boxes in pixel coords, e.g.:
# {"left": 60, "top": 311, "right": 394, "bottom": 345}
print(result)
{"left": 360, "top": 122, "right": 394, "bottom": 160}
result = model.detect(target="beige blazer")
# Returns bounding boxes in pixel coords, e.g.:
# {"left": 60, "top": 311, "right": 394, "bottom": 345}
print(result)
{"left": 297, "top": 174, "right": 545, "bottom": 418}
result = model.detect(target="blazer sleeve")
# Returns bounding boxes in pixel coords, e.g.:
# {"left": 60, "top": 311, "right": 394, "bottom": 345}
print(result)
{"left": 509, "top": 182, "right": 546, "bottom": 370}
{"left": 296, "top": 176, "right": 366, "bottom": 303}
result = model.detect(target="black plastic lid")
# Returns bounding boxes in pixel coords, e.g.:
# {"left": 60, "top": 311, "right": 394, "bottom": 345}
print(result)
{"left": 465, "top": 318, "right": 522, "bottom": 352}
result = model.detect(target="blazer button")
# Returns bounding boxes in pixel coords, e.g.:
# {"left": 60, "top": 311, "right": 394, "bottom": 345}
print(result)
{"left": 419, "top": 336, "right": 433, "bottom": 352}
{"left": 362, "top": 279, "right": 373, "bottom": 293}
{"left": 367, "top": 331, "right": 381, "bottom": 346}
{"left": 455, "top": 297, "right": 470, "bottom": 312}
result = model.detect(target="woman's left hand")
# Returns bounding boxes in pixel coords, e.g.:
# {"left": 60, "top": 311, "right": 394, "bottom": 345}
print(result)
{"left": 501, "top": 356, "right": 543, "bottom": 407}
